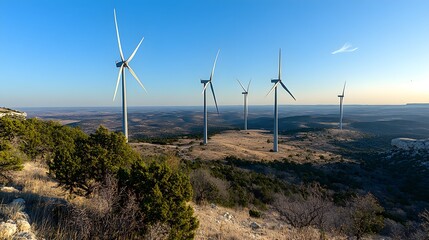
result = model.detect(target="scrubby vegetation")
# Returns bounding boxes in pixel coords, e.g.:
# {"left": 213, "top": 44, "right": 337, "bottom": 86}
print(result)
{"left": 0, "top": 116, "right": 198, "bottom": 239}
{"left": 1, "top": 115, "right": 429, "bottom": 239}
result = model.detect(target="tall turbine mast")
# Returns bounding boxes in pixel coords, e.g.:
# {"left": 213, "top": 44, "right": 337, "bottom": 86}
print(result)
{"left": 237, "top": 79, "right": 251, "bottom": 130}
{"left": 266, "top": 49, "right": 296, "bottom": 152}
{"left": 201, "top": 50, "right": 220, "bottom": 145}
{"left": 338, "top": 82, "right": 346, "bottom": 130}
{"left": 113, "top": 9, "right": 146, "bottom": 142}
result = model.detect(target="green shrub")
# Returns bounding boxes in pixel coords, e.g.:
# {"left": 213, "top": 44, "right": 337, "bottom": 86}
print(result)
{"left": 49, "top": 126, "right": 139, "bottom": 196}
{"left": 0, "top": 116, "right": 25, "bottom": 140}
{"left": 119, "top": 161, "right": 198, "bottom": 239}
{"left": 0, "top": 140, "right": 23, "bottom": 182}
{"left": 347, "top": 193, "right": 384, "bottom": 239}
{"left": 249, "top": 209, "right": 262, "bottom": 218}
{"left": 190, "top": 168, "right": 229, "bottom": 204}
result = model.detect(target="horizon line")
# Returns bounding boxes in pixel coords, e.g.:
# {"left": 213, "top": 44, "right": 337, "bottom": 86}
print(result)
{"left": 11, "top": 103, "right": 427, "bottom": 109}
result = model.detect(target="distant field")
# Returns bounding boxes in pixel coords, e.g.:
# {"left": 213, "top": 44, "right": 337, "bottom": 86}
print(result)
{"left": 19, "top": 105, "right": 429, "bottom": 142}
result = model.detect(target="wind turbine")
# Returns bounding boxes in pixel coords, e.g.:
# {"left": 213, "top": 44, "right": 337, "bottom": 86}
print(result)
{"left": 237, "top": 79, "right": 251, "bottom": 130}
{"left": 113, "top": 9, "right": 146, "bottom": 142}
{"left": 266, "top": 49, "right": 296, "bottom": 152}
{"left": 201, "top": 50, "right": 220, "bottom": 145}
{"left": 338, "top": 82, "right": 346, "bottom": 130}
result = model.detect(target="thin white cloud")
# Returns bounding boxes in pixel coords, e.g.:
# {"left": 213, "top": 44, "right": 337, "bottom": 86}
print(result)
{"left": 331, "top": 43, "right": 358, "bottom": 54}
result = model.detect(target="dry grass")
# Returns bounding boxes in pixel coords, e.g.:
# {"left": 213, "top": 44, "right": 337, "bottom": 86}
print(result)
{"left": 131, "top": 129, "right": 362, "bottom": 165}
{"left": 192, "top": 203, "right": 346, "bottom": 240}
{"left": 9, "top": 161, "right": 70, "bottom": 200}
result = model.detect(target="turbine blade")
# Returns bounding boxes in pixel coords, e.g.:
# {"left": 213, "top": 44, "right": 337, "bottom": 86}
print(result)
{"left": 280, "top": 81, "right": 296, "bottom": 101}
{"left": 209, "top": 49, "right": 220, "bottom": 81}
{"left": 114, "top": 9, "right": 125, "bottom": 61}
{"left": 278, "top": 48, "right": 282, "bottom": 79}
{"left": 237, "top": 79, "right": 246, "bottom": 92}
{"left": 247, "top": 79, "right": 251, "bottom": 92}
{"left": 113, "top": 64, "right": 124, "bottom": 101}
{"left": 128, "top": 37, "right": 144, "bottom": 63}
{"left": 342, "top": 81, "right": 346, "bottom": 96}
{"left": 266, "top": 81, "right": 280, "bottom": 96}
{"left": 127, "top": 65, "right": 147, "bottom": 92}
{"left": 210, "top": 82, "right": 219, "bottom": 114}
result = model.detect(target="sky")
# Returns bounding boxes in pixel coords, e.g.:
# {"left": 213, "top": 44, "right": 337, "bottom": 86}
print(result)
{"left": 1, "top": 0, "right": 428, "bottom": 107}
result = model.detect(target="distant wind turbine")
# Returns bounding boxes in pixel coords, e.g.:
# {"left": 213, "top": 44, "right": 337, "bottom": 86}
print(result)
{"left": 266, "top": 49, "right": 296, "bottom": 152}
{"left": 201, "top": 50, "right": 220, "bottom": 145}
{"left": 113, "top": 9, "right": 146, "bottom": 142}
{"left": 237, "top": 79, "right": 251, "bottom": 130}
{"left": 338, "top": 82, "right": 346, "bottom": 130}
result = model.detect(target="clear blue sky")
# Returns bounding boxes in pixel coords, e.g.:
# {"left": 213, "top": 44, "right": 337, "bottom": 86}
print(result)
{"left": 1, "top": 0, "right": 428, "bottom": 107}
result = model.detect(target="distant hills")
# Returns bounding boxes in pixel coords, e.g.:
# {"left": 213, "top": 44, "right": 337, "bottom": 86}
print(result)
{"left": 406, "top": 103, "right": 429, "bottom": 105}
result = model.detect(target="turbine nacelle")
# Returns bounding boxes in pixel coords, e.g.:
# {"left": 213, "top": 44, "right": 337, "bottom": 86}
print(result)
{"left": 338, "top": 95, "right": 344, "bottom": 98}
{"left": 116, "top": 61, "right": 126, "bottom": 68}
{"left": 242, "top": 92, "right": 248, "bottom": 95}
{"left": 200, "top": 79, "right": 210, "bottom": 84}
{"left": 271, "top": 79, "right": 280, "bottom": 83}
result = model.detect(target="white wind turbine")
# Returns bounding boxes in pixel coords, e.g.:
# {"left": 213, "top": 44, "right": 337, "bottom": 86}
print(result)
{"left": 338, "top": 82, "right": 346, "bottom": 130}
{"left": 237, "top": 79, "right": 251, "bottom": 130}
{"left": 113, "top": 9, "right": 146, "bottom": 142}
{"left": 266, "top": 49, "right": 296, "bottom": 152}
{"left": 201, "top": 50, "right": 220, "bottom": 145}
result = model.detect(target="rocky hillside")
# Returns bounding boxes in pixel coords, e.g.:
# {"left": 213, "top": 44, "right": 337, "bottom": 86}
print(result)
{"left": 0, "top": 107, "right": 27, "bottom": 118}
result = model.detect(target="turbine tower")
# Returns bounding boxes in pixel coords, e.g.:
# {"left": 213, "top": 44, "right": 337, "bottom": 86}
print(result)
{"left": 201, "top": 50, "right": 220, "bottom": 145}
{"left": 237, "top": 79, "right": 251, "bottom": 130}
{"left": 113, "top": 9, "right": 146, "bottom": 142}
{"left": 338, "top": 82, "right": 346, "bottom": 130}
{"left": 266, "top": 49, "right": 296, "bottom": 152}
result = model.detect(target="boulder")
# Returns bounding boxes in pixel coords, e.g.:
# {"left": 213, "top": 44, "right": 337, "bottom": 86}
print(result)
{"left": 0, "top": 186, "right": 19, "bottom": 193}
{"left": 223, "top": 212, "right": 233, "bottom": 220}
{"left": 0, "top": 221, "right": 17, "bottom": 238}
{"left": 250, "top": 221, "right": 261, "bottom": 230}
{"left": 16, "top": 219, "right": 31, "bottom": 232}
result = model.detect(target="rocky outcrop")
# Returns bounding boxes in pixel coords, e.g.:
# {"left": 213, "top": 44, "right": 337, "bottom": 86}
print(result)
{"left": 0, "top": 188, "right": 37, "bottom": 240}
{"left": 391, "top": 138, "right": 429, "bottom": 151}
{"left": 389, "top": 137, "right": 429, "bottom": 169}
{"left": 0, "top": 107, "right": 27, "bottom": 118}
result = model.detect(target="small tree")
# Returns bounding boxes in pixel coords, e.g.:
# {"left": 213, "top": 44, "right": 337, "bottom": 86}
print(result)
{"left": 119, "top": 161, "right": 199, "bottom": 239}
{"left": 347, "top": 193, "right": 384, "bottom": 240}
{"left": 49, "top": 126, "right": 138, "bottom": 195}
{"left": 0, "top": 140, "right": 23, "bottom": 182}
{"left": 274, "top": 182, "right": 332, "bottom": 229}
{"left": 190, "top": 168, "right": 229, "bottom": 205}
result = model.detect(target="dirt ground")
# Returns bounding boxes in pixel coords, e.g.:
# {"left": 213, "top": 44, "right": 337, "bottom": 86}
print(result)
{"left": 131, "top": 129, "right": 364, "bottom": 164}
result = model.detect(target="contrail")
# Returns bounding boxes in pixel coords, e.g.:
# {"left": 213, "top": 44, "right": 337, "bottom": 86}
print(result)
{"left": 332, "top": 43, "right": 358, "bottom": 54}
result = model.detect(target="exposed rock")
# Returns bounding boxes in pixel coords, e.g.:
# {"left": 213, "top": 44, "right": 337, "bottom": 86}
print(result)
{"left": 0, "top": 198, "right": 37, "bottom": 239}
{"left": 0, "top": 107, "right": 27, "bottom": 118}
{"left": 250, "top": 221, "right": 261, "bottom": 230}
{"left": 16, "top": 220, "right": 31, "bottom": 232}
{"left": 391, "top": 138, "right": 429, "bottom": 151}
{"left": 0, "top": 186, "right": 20, "bottom": 193}
{"left": 210, "top": 203, "right": 217, "bottom": 209}
{"left": 0, "top": 221, "right": 17, "bottom": 238}
{"left": 223, "top": 212, "right": 233, "bottom": 220}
